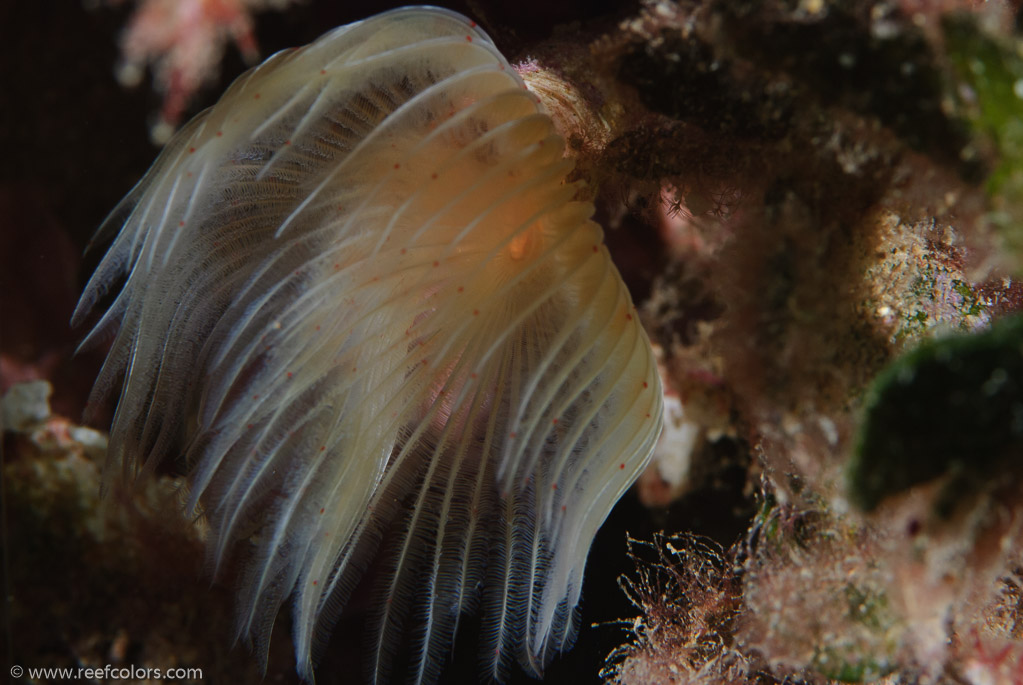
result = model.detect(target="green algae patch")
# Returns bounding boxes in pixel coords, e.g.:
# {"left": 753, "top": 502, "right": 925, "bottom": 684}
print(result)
{"left": 944, "top": 14, "right": 1023, "bottom": 261}
{"left": 850, "top": 313, "right": 1023, "bottom": 511}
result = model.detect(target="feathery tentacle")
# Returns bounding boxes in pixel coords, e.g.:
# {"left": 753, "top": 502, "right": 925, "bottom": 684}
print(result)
{"left": 78, "top": 6, "right": 663, "bottom": 683}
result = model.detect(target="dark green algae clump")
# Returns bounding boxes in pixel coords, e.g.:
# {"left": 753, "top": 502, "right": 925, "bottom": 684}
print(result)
{"left": 849, "top": 313, "right": 1023, "bottom": 512}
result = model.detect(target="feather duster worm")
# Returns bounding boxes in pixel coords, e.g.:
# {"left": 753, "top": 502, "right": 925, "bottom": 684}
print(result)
{"left": 75, "top": 6, "right": 663, "bottom": 682}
